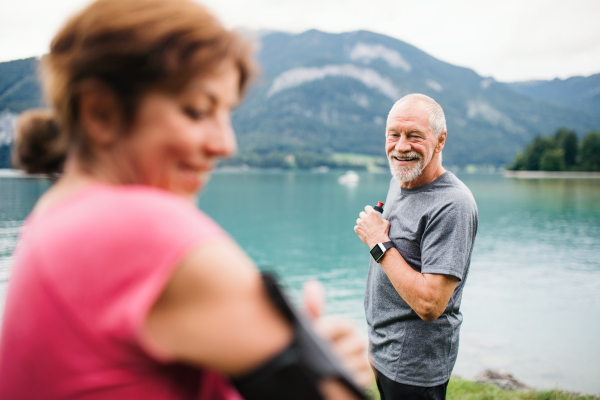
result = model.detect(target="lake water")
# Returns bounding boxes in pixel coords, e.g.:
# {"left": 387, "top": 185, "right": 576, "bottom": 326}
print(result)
{"left": 1, "top": 171, "right": 599, "bottom": 395}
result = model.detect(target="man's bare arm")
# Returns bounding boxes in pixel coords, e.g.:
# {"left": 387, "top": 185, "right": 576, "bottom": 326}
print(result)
{"left": 374, "top": 249, "right": 458, "bottom": 321}
{"left": 355, "top": 206, "right": 458, "bottom": 321}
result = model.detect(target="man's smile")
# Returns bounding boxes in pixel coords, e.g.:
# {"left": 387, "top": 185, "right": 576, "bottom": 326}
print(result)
{"left": 389, "top": 151, "right": 422, "bottom": 165}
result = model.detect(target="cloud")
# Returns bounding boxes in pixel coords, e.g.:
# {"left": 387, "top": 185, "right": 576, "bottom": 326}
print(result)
{"left": 1, "top": 0, "right": 599, "bottom": 81}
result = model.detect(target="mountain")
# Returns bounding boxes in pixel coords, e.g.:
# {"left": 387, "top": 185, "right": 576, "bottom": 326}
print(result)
{"left": 233, "top": 30, "right": 600, "bottom": 166}
{"left": 1, "top": 30, "right": 599, "bottom": 168}
{"left": 0, "top": 57, "right": 44, "bottom": 113}
{"left": 507, "top": 74, "right": 600, "bottom": 116}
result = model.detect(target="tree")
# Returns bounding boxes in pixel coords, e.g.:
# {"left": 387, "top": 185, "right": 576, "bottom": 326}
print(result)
{"left": 523, "top": 136, "right": 556, "bottom": 171}
{"left": 507, "top": 152, "right": 525, "bottom": 171}
{"left": 580, "top": 131, "right": 600, "bottom": 172}
{"left": 509, "top": 129, "right": 600, "bottom": 172}
{"left": 540, "top": 149, "right": 565, "bottom": 171}
{"left": 554, "top": 128, "right": 578, "bottom": 168}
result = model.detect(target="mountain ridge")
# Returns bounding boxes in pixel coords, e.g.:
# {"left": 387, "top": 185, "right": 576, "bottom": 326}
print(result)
{"left": 507, "top": 73, "right": 600, "bottom": 115}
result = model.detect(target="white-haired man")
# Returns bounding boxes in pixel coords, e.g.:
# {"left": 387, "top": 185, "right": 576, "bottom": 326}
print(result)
{"left": 355, "top": 94, "right": 478, "bottom": 400}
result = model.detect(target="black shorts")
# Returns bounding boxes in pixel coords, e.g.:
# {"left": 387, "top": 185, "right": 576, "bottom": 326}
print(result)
{"left": 374, "top": 368, "right": 449, "bottom": 400}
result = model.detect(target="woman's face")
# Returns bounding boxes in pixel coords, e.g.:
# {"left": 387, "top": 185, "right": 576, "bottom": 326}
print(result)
{"left": 115, "top": 62, "right": 240, "bottom": 198}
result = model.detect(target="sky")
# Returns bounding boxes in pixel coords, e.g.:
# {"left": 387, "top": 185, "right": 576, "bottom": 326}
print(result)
{"left": 1, "top": 0, "right": 599, "bottom": 82}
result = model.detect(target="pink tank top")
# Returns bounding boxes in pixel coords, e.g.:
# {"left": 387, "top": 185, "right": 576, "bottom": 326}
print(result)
{"left": 0, "top": 184, "right": 243, "bottom": 400}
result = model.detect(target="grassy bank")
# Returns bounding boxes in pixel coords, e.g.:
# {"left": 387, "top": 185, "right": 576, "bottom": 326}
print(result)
{"left": 366, "top": 377, "right": 598, "bottom": 400}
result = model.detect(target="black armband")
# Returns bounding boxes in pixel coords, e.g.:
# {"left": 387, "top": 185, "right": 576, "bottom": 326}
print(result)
{"left": 231, "top": 273, "right": 367, "bottom": 400}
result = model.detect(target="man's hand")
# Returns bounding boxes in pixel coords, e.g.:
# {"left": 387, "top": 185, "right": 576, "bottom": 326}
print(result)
{"left": 354, "top": 205, "right": 391, "bottom": 248}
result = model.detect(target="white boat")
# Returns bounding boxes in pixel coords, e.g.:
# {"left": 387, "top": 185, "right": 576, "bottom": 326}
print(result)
{"left": 338, "top": 170, "right": 360, "bottom": 185}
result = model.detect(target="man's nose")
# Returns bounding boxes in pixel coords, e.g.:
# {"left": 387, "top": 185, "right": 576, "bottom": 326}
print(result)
{"left": 395, "top": 136, "right": 411, "bottom": 152}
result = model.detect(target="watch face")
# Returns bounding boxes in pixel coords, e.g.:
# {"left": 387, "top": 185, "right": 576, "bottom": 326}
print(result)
{"left": 370, "top": 245, "right": 384, "bottom": 262}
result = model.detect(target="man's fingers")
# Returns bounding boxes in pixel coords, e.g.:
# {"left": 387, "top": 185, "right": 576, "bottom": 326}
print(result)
{"left": 364, "top": 205, "right": 374, "bottom": 213}
{"left": 358, "top": 211, "right": 366, "bottom": 219}
{"left": 302, "top": 280, "right": 325, "bottom": 320}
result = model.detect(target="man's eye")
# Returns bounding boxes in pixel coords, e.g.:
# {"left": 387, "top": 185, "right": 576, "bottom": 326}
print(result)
{"left": 183, "top": 107, "right": 207, "bottom": 120}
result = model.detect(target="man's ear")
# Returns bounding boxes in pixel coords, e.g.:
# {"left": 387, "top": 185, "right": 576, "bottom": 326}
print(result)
{"left": 436, "top": 131, "right": 447, "bottom": 153}
{"left": 76, "top": 80, "right": 124, "bottom": 147}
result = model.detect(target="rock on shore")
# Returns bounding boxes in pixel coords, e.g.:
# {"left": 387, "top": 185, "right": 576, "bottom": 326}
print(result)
{"left": 475, "top": 370, "right": 530, "bottom": 391}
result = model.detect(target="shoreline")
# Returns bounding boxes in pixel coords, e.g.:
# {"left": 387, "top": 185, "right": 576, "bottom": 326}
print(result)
{"left": 0, "top": 169, "right": 48, "bottom": 179}
{"left": 504, "top": 170, "right": 600, "bottom": 179}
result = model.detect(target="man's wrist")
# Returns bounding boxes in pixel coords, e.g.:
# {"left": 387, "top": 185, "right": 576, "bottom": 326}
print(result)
{"left": 370, "top": 241, "right": 394, "bottom": 262}
{"left": 368, "top": 238, "right": 391, "bottom": 249}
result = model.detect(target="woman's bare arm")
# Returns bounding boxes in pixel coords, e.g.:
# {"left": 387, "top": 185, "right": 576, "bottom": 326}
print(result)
{"left": 142, "top": 237, "right": 292, "bottom": 375}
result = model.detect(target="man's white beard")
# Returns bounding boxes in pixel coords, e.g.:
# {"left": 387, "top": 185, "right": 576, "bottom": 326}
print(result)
{"left": 388, "top": 150, "right": 426, "bottom": 183}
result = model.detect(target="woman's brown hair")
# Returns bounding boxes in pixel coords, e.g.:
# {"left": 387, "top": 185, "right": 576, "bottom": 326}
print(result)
{"left": 14, "top": 0, "right": 255, "bottom": 174}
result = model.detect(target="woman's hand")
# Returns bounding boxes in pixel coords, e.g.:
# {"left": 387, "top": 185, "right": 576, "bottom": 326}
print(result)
{"left": 354, "top": 205, "right": 391, "bottom": 248}
{"left": 303, "top": 281, "right": 373, "bottom": 388}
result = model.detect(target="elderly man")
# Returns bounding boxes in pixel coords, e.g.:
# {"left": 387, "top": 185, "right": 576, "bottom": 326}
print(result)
{"left": 355, "top": 94, "right": 478, "bottom": 400}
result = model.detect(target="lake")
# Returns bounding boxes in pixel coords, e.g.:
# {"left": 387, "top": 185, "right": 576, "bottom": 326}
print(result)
{"left": 1, "top": 171, "right": 599, "bottom": 395}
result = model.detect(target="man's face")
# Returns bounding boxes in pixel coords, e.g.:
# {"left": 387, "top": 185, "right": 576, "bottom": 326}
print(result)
{"left": 385, "top": 102, "right": 442, "bottom": 187}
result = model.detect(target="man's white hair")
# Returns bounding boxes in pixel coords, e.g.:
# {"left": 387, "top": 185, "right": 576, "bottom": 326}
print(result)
{"left": 388, "top": 93, "right": 446, "bottom": 137}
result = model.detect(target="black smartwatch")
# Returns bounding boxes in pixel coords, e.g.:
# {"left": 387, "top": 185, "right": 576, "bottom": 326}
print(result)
{"left": 370, "top": 241, "right": 394, "bottom": 262}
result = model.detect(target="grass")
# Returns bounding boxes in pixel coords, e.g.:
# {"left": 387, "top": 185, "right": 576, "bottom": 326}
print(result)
{"left": 366, "top": 377, "right": 598, "bottom": 400}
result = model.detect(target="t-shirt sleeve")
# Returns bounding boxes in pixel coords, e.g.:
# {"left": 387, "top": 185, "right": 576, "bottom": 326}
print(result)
{"left": 420, "top": 194, "right": 478, "bottom": 279}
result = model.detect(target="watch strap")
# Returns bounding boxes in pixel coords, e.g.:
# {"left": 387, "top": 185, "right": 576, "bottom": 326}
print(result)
{"left": 380, "top": 241, "right": 394, "bottom": 251}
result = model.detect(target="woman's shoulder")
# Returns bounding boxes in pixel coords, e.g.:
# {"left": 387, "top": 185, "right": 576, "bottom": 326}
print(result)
{"left": 48, "top": 183, "right": 205, "bottom": 220}
{"left": 91, "top": 184, "right": 201, "bottom": 216}
{"left": 18, "top": 183, "right": 229, "bottom": 311}
{"left": 26, "top": 183, "right": 226, "bottom": 253}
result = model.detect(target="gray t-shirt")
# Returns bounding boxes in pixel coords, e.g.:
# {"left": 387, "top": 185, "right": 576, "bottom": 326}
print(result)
{"left": 364, "top": 172, "right": 478, "bottom": 386}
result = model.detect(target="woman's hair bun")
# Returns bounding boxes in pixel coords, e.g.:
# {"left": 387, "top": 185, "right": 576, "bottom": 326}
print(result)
{"left": 13, "top": 109, "right": 67, "bottom": 175}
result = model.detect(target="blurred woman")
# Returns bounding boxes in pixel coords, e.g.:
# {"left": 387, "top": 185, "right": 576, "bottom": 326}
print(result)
{"left": 0, "top": 0, "right": 370, "bottom": 398}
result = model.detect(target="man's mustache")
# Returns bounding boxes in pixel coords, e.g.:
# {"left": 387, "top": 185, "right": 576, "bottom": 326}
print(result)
{"left": 388, "top": 150, "right": 423, "bottom": 161}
